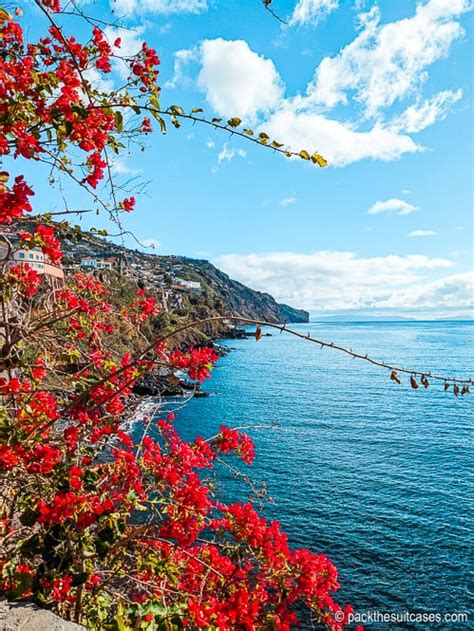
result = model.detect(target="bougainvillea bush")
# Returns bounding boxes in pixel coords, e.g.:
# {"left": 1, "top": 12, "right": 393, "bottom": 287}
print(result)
{"left": 0, "top": 1, "right": 357, "bottom": 629}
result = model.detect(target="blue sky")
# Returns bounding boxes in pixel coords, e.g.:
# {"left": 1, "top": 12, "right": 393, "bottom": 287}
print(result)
{"left": 23, "top": 0, "right": 473, "bottom": 317}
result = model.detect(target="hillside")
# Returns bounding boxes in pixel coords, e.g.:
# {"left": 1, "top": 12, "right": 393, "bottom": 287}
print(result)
{"left": 60, "top": 232, "right": 309, "bottom": 324}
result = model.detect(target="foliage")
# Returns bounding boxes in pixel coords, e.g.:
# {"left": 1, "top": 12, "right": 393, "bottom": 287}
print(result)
{"left": 0, "top": 2, "right": 354, "bottom": 630}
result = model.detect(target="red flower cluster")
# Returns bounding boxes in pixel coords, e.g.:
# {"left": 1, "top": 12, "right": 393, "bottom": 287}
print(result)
{"left": 214, "top": 426, "right": 256, "bottom": 464}
{"left": 130, "top": 43, "right": 160, "bottom": 90}
{"left": 121, "top": 196, "right": 136, "bottom": 212}
{"left": 0, "top": 174, "right": 34, "bottom": 224}
{"left": 92, "top": 27, "right": 112, "bottom": 73}
{"left": 7, "top": 264, "right": 42, "bottom": 298}
{"left": 19, "top": 224, "right": 62, "bottom": 264}
{"left": 41, "top": 0, "right": 61, "bottom": 11}
{"left": 170, "top": 346, "right": 219, "bottom": 382}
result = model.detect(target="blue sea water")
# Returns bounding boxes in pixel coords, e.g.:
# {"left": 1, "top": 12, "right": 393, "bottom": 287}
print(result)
{"left": 160, "top": 322, "right": 474, "bottom": 629}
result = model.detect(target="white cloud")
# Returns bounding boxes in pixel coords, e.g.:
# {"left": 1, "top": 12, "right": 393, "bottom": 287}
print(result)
{"left": 164, "top": 0, "right": 468, "bottom": 168}
{"left": 263, "top": 110, "right": 420, "bottom": 167}
{"left": 280, "top": 196, "right": 296, "bottom": 207}
{"left": 380, "top": 271, "right": 473, "bottom": 309}
{"left": 368, "top": 198, "right": 418, "bottom": 216}
{"left": 391, "top": 89, "right": 463, "bottom": 133}
{"left": 408, "top": 229, "right": 438, "bottom": 237}
{"left": 110, "top": 0, "right": 207, "bottom": 17}
{"left": 109, "top": 155, "right": 140, "bottom": 176}
{"left": 159, "top": 23, "right": 172, "bottom": 34}
{"left": 165, "top": 48, "right": 197, "bottom": 89}
{"left": 214, "top": 251, "right": 464, "bottom": 312}
{"left": 307, "top": 0, "right": 469, "bottom": 117}
{"left": 289, "top": 0, "right": 339, "bottom": 26}
{"left": 206, "top": 138, "right": 215, "bottom": 149}
{"left": 217, "top": 143, "right": 247, "bottom": 163}
{"left": 82, "top": 67, "right": 115, "bottom": 95}
{"left": 197, "top": 39, "right": 284, "bottom": 120}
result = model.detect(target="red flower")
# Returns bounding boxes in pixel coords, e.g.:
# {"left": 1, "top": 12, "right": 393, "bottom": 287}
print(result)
{"left": 122, "top": 196, "right": 136, "bottom": 212}
{"left": 52, "top": 575, "right": 74, "bottom": 602}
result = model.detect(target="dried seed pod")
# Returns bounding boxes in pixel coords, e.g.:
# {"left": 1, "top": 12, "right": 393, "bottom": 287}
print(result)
{"left": 420, "top": 375, "right": 429, "bottom": 388}
{"left": 461, "top": 386, "right": 470, "bottom": 395}
{"left": 444, "top": 383, "right": 450, "bottom": 391}
{"left": 410, "top": 376, "right": 419, "bottom": 389}
{"left": 390, "top": 370, "right": 401, "bottom": 384}
{"left": 255, "top": 326, "right": 262, "bottom": 341}
{"left": 453, "top": 384, "right": 459, "bottom": 396}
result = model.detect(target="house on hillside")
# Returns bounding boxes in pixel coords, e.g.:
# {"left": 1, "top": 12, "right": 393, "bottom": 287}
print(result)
{"left": 0, "top": 243, "right": 64, "bottom": 289}
{"left": 171, "top": 278, "right": 202, "bottom": 295}
{"left": 80, "top": 256, "right": 97, "bottom": 269}
{"left": 80, "top": 255, "right": 123, "bottom": 271}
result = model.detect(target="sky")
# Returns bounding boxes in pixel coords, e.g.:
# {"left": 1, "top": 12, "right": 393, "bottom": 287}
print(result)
{"left": 22, "top": 0, "right": 474, "bottom": 318}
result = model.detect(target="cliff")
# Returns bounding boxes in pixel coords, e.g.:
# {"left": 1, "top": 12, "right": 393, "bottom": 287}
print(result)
{"left": 185, "top": 259, "right": 309, "bottom": 323}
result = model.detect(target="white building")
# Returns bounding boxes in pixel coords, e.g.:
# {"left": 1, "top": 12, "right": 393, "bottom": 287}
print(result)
{"left": 172, "top": 278, "right": 202, "bottom": 294}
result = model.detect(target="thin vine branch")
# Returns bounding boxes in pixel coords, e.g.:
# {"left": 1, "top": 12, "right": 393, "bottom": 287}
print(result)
{"left": 71, "top": 315, "right": 474, "bottom": 410}
{"left": 156, "top": 316, "right": 473, "bottom": 386}
{"left": 262, "top": 0, "right": 288, "bottom": 25}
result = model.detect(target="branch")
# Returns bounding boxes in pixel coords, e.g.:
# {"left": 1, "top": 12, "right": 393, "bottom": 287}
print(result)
{"left": 62, "top": 315, "right": 472, "bottom": 421}
{"left": 262, "top": 1, "right": 288, "bottom": 25}
{"left": 156, "top": 316, "right": 472, "bottom": 387}
{"left": 92, "top": 104, "right": 327, "bottom": 166}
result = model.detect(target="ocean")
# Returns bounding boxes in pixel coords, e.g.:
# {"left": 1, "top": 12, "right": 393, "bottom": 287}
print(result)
{"left": 153, "top": 322, "right": 474, "bottom": 629}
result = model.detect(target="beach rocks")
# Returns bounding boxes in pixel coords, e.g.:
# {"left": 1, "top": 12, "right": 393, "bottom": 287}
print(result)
{"left": 132, "top": 368, "right": 209, "bottom": 397}
{"left": 0, "top": 601, "right": 86, "bottom": 631}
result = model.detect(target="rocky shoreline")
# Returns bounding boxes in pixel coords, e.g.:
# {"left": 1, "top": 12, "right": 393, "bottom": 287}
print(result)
{"left": 131, "top": 340, "right": 230, "bottom": 398}
{"left": 131, "top": 328, "right": 273, "bottom": 398}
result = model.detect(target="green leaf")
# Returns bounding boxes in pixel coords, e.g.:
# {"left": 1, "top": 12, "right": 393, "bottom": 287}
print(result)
{"left": 150, "top": 94, "right": 160, "bottom": 110}
{"left": 243, "top": 128, "right": 254, "bottom": 136}
{"left": 114, "top": 110, "right": 123, "bottom": 133}
{"left": 211, "top": 117, "right": 222, "bottom": 123}
{"left": 151, "top": 110, "right": 167, "bottom": 134}
{"left": 191, "top": 107, "right": 204, "bottom": 113}
{"left": 20, "top": 508, "right": 39, "bottom": 527}
{"left": 271, "top": 140, "right": 284, "bottom": 149}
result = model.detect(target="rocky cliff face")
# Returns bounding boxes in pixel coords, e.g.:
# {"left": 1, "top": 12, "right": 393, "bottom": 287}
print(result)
{"left": 188, "top": 260, "right": 309, "bottom": 323}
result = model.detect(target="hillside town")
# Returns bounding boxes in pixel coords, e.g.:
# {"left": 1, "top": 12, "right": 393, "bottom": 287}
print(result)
{"left": 1, "top": 225, "right": 308, "bottom": 323}
{"left": 0, "top": 230, "right": 206, "bottom": 313}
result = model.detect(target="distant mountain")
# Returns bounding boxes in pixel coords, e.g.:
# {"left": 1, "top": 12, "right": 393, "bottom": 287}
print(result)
{"left": 312, "top": 314, "right": 473, "bottom": 322}
{"left": 312, "top": 315, "right": 416, "bottom": 322}
{"left": 435, "top": 315, "right": 473, "bottom": 321}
